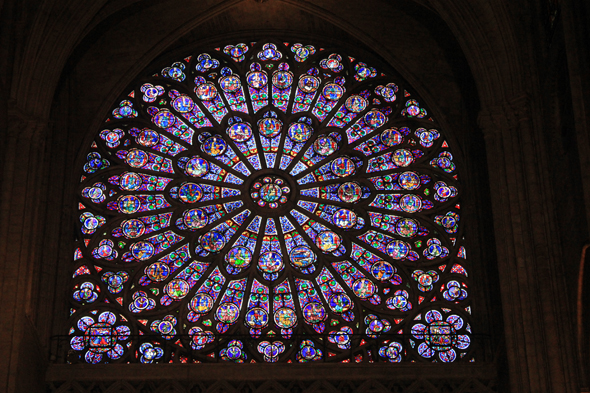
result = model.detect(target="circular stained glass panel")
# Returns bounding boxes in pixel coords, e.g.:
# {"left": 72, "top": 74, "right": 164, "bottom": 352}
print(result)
{"left": 121, "top": 219, "right": 145, "bottom": 238}
{"left": 274, "top": 307, "right": 297, "bottom": 328}
{"left": 165, "top": 279, "right": 190, "bottom": 300}
{"left": 195, "top": 83, "right": 218, "bottom": 100}
{"left": 258, "top": 251, "right": 284, "bottom": 274}
{"left": 219, "top": 75, "right": 241, "bottom": 93}
{"left": 126, "top": 149, "right": 148, "bottom": 168}
{"left": 399, "top": 171, "right": 420, "bottom": 190}
{"left": 258, "top": 118, "right": 283, "bottom": 138}
{"left": 178, "top": 183, "right": 203, "bottom": 203}
{"left": 227, "top": 122, "right": 253, "bottom": 142}
{"left": 289, "top": 246, "right": 316, "bottom": 268}
{"left": 338, "top": 182, "right": 362, "bottom": 203}
{"left": 183, "top": 208, "right": 208, "bottom": 229}
{"left": 298, "top": 75, "right": 320, "bottom": 93}
{"left": 272, "top": 71, "right": 293, "bottom": 88}
{"left": 146, "top": 262, "right": 170, "bottom": 281}
{"left": 226, "top": 246, "right": 252, "bottom": 268}
{"left": 217, "top": 302, "right": 240, "bottom": 324}
{"left": 345, "top": 95, "right": 367, "bottom": 112}
{"left": 288, "top": 123, "right": 312, "bottom": 143}
{"left": 120, "top": 172, "right": 142, "bottom": 191}
{"left": 200, "top": 231, "right": 225, "bottom": 253}
{"left": 73, "top": 40, "right": 469, "bottom": 364}
{"left": 185, "top": 157, "right": 209, "bottom": 177}
{"left": 203, "top": 136, "right": 227, "bottom": 156}
{"left": 303, "top": 302, "right": 326, "bottom": 324}
{"left": 247, "top": 71, "right": 268, "bottom": 88}
{"left": 190, "top": 294, "right": 214, "bottom": 314}
{"left": 246, "top": 308, "right": 269, "bottom": 328}
{"left": 313, "top": 135, "right": 337, "bottom": 156}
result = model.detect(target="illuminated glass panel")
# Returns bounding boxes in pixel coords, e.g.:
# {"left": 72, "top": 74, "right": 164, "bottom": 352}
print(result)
{"left": 71, "top": 40, "right": 471, "bottom": 364}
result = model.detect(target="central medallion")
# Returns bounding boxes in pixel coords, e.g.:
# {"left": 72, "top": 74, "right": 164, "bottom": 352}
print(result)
{"left": 250, "top": 175, "right": 290, "bottom": 208}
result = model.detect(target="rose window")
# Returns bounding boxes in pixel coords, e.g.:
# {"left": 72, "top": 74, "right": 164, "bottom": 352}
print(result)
{"left": 70, "top": 40, "right": 472, "bottom": 363}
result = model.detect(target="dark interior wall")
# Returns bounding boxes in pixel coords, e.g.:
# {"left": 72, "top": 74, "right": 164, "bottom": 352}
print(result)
{"left": 541, "top": 23, "right": 589, "bottom": 305}
{"left": 1, "top": 0, "right": 588, "bottom": 392}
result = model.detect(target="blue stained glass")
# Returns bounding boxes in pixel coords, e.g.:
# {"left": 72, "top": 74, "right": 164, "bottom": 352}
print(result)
{"left": 289, "top": 161, "right": 309, "bottom": 176}
{"left": 160, "top": 260, "right": 209, "bottom": 305}
{"left": 201, "top": 135, "right": 241, "bottom": 167}
{"left": 297, "top": 200, "right": 318, "bottom": 214}
{"left": 187, "top": 267, "right": 226, "bottom": 322}
{"left": 367, "top": 211, "right": 427, "bottom": 238}
{"left": 368, "top": 193, "right": 434, "bottom": 213}
{"left": 273, "top": 280, "right": 297, "bottom": 333}
{"left": 332, "top": 261, "right": 379, "bottom": 303}
{"left": 260, "top": 235, "right": 282, "bottom": 255}
{"left": 264, "top": 218, "right": 277, "bottom": 235}
{"left": 243, "top": 155, "right": 259, "bottom": 171}
{"left": 223, "top": 173, "right": 244, "bottom": 185}
{"left": 232, "top": 161, "right": 251, "bottom": 177}
{"left": 194, "top": 79, "right": 228, "bottom": 123}
{"left": 231, "top": 209, "right": 251, "bottom": 226}
{"left": 289, "top": 209, "right": 309, "bottom": 225}
{"left": 279, "top": 216, "right": 295, "bottom": 234}
{"left": 245, "top": 280, "right": 270, "bottom": 332}
{"left": 222, "top": 187, "right": 241, "bottom": 198}
{"left": 326, "top": 97, "right": 366, "bottom": 128}
{"left": 354, "top": 131, "right": 398, "bottom": 157}
{"left": 112, "top": 212, "right": 171, "bottom": 239}
{"left": 216, "top": 278, "right": 248, "bottom": 331}
{"left": 223, "top": 200, "right": 244, "bottom": 213}
{"left": 312, "top": 81, "right": 345, "bottom": 121}
{"left": 292, "top": 75, "right": 320, "bottom": 113}
{"left": 247, "top": 69, "right": 269, "bottom": 113}
{"left": 110, "top": 172, "right": 171, "bottom": 192}
{"left": 296, "top": 173, "right": 316, "bottom": 185}
{"left": 264, "top": 153, "right": 277, "bottom": 169}
{"left": 300, "top": 187, "right": 319, "bottom": 198}
{"left": 202, "top": 161, "right": 230, "bottom": 182}
{"left": 315, "top": 267, "right": 353, "bottom": 318}
{"left": 107, "top": 194, "right": 170, "bottom": 214}
{"left": 247, "top": 216, "right": 262, "bottom": 232}
{"left": 129, "top": 127, "right": 188, "bottom": 156}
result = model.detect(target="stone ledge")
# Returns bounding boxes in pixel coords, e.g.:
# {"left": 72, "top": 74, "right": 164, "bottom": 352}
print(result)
{"left": 46, "top": 362, "right": 496, "bottom": 382}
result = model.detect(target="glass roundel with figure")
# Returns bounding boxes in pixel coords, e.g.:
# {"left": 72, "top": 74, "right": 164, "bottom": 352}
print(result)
{"left": 70, "top": 40, "right": 472, "bottom": 364}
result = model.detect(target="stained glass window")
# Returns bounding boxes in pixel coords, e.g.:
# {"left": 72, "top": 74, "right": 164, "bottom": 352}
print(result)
{"left": 70, "top": 40, "right": 472, "bottom": 364}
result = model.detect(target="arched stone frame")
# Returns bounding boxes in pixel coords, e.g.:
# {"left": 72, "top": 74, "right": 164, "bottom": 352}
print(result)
{"left": 1, "top": 0, "right": 585, "bottom": 392}
{"left": 45, "top": 5, "right": 500, "bottom": 386}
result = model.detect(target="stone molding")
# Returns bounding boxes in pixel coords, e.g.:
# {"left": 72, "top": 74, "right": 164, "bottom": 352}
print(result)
{"left": 46, "top": 378, "right": 497, "bottom": 393}
{"left": 6, "top": 102, "right": 49, "bottom": 145}
{"left": 476, "top": 93, "right": 580, "bottom": 393}
{"left": 476, "top": 95, "right": 531, "bottom": 139}
{"left": 46, "top": 363, "right": 498, "bottom": 392}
